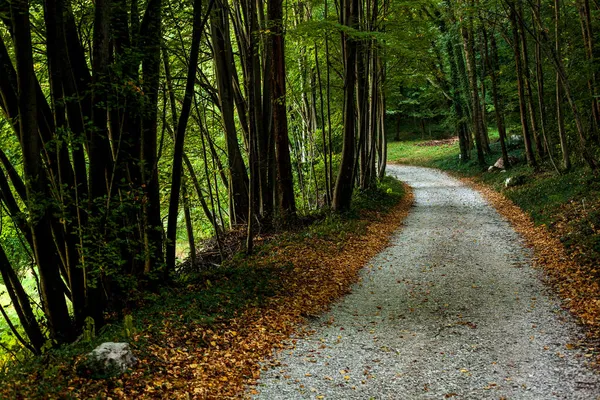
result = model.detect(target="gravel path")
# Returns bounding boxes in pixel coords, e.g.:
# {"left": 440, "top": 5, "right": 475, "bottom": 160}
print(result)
{"left": 253, "top": 165, "right": 600, "bottom": 399}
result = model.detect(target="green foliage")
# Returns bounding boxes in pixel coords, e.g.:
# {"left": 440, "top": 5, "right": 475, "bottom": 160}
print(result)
{"left": 0, "top": 274, "right": 41, "bottom": 363}
{"left": 83, "top": 317, "right": 96, "bottom": 343}
{"left": 353, "top": 175, "right": 406, "bottom": 212}
{"left": 388, "top": 139, "right": 461, "bottom": 167}
{"left": 304, "top": 175, "right": 405, "bottom": 241}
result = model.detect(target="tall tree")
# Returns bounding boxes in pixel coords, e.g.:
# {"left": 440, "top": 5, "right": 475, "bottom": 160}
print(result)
{"left": 268, "top": 0, "right": 296, "bottom": 218}
{"left": 460, "top": 2, "right": 486, "bottom": 167}
{"left": 508, "top": 0, "right": 537, "bottom": 167}
{"left": 333, "top": 0, "right": 359, "bottom": 212}
{"left": 166, "top": 0, "right": 214, "bottom": 275}
{"left": 554, "top": 0, "right": 571, "bottom": 170}
{"left": 211, "top": 0, "right": 250, "bottom": 226}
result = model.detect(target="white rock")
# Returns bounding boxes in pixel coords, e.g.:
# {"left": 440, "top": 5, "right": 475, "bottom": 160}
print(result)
{"left": 88, "top": 342, "right": 136, "bottom": 374}
{"left": 494, "top": 155, "right": 519, "bottom": 169}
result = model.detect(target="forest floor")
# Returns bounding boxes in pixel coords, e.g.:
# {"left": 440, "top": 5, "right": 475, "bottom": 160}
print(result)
{"left": 1, "top": 178, "right": 413, "bottom": 399}
{"left": 252, "top": 165, "right": 600, "bottom": 399}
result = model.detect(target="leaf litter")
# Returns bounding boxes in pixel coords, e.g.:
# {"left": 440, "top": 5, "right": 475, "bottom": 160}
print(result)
{"left": 2, "top": 185, "right": 413, "bottom": 399}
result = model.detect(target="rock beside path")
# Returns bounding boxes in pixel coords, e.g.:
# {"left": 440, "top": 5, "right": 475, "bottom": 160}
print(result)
{"left": 77, "top": 342, "right": 137, "bottom": 378}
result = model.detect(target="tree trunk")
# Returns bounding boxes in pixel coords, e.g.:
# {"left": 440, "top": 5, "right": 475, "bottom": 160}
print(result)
{"left": 518, "top": 1, "right": 544, "bottom": 159}
{"left": 268, "top": 0, "right": 296, "bottom": 219}
{"left": 166, "top": 0, "right": 213, "bottom": 275}
{"left": 486, "top": 30, "right": 510, "bottom": 168}
{"left": 508, "top": 0, "right": 537, "bottom": 167}
{"left": 577, "top": 0, "right": 599, "bottom": 140}
{"left": 211, "top": 1, "right": 250, "bottom": 225}
{"left": 140, "top": 0, "right": 165, "bottom": 274}
{"left": 11, "top": 0, "right": 74, "bottom": 343}
{"left": 333, "top": 0, "right": 359, "bottom": 212}
{"left": 439, "top": 5, "right": 470, "bottom": 162}
{"left": 555, "top": 0, "right": 571, "bottom": 170}
{"left": 0, "top": 245, "right": 44, "bottom": 353}
{"left": 528, "top": 3, "right": 597, "bottom": 169}
{"left": 532, "top": 0, "right": 559, "bottom": 172}
{"left": 460, "top": 10, "right": 486, "bottom": 167}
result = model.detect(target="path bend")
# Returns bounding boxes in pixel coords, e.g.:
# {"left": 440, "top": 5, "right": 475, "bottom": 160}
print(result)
{"left": 253, "top": 165, "right": 599, "bottom": 400}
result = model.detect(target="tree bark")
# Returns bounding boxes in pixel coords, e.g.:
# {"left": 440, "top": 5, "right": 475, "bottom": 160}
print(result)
{"left": 211, "top": 1, "right": 250, "bottom": 225}
{"left": 518, "top": 1, "right": 544, "bottom": 159}
{"left": 11, "top": 0, "right": 74, "bottom": 343}
{"left": 487, "top": 30, "right": 510, "bottom": 168}
{"left": 268, "top": 0, "right": 296, "bottom": 219}
{"left": 140, "top": 0, "right": 165, "bottom": 274}
{"left": 166, "top": 0, "right": 214, "bottom": 275}
{"left": 555, "top": 0, "right": 571, "bottom": 170}
{"left": 508, "top": 0, "right": 537, "bottom": 167}
{"left": 460, "top": 10, "right": 486, "bottom": 167}
{"left": 333, "top": 0, "right": 359, "bottom": 212}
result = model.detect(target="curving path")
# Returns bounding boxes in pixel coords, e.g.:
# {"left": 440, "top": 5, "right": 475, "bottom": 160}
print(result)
{"left": 253, "top": 165, "right": 600, "bottom": 399}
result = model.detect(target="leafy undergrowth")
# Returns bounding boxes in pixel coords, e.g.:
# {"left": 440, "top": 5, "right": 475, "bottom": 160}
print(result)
{"left": 389, "top": 137, "right": 600, "bottom": 365}
{"left": 0, "top": 177, "right": 413, "bottom": 399}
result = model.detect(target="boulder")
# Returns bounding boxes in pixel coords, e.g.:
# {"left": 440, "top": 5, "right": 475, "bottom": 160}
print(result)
{"left": 77, "top": 342, "right": 137, "bottom": 378}
{"left": 505, "top": 175, "right": 526, "bottom": 188}
{"left": 507, "top": 134, "right": 524, "bottom": 149}
{"left": 493, "top": 155, "right": 519, "bottom": 169}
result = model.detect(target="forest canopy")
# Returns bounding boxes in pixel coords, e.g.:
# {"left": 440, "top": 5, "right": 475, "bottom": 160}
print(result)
{"left": 0, "top": 0, "right": 598, "bottom": 360}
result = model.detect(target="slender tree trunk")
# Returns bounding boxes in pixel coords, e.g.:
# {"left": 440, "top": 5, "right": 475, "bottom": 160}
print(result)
{"left": 439, "top": 6, "right": 470, "bottom": 161}
{"left": 577, "top": 0, "right": 599, "bottom": 139}
{"left": 333, "top": 0, "right": 359, "bottom": 212}
{"left": 166, "top": 0, "right": 214, "bottom": 275}
{"left": 460, "top": 10, "right": 486, "bottom": 167}
{"left": 140, "top": 0, "right": 165, "bottom": 274}
{"left": 528, "top": 2, "right": 597, "bottom": 169}
{"left": 518, "top": 1, "right": 544, "bottom": 159}
{"left": 182, "top": 182, "right": 196, "bottom": 267}
{"left": 532, "top": 0, "right": 559, "bottom": 172}
{"left": 245, "top": 0, "right": 259, "bottom": 253}
{"left": 0, "top": 245, "right": 44, "bottom": 353}
{"left": 315, "top": 42, "right": 331, "bottom": 206}
{"left": 325, "top": 0, "right": 334, "bottom": 201}
{"left": 268, "top": 0, "right": 296, "bottom": 219}
{"left": 486, "top": 31, "right": 510, "bottom": 168}
{"left": 11, "top": 0, "right": 73, "bottom": 343}
{"left": 508, "top": 1, "right": 537, "bottom": 167}
{"left": 211, "top": 1, "right": 250, "bottom": 225}
{"left": 555, "top": 0, "right": 571, "bottom": 170}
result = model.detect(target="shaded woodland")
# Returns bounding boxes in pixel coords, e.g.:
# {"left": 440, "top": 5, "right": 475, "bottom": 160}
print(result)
{"left": 0, "top": 0, "right": 598, "bottom": 360}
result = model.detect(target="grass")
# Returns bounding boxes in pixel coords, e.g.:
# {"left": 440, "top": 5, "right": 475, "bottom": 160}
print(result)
{"left": 387, "top": 139, "right": 460, "bottom": 167}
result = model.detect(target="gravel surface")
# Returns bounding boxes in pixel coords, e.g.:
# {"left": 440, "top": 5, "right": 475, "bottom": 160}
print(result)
{"left": 252, "top": 165, "right": 600, "bottom": 399}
